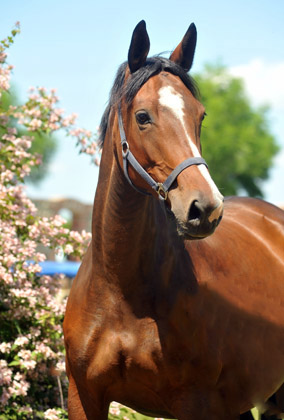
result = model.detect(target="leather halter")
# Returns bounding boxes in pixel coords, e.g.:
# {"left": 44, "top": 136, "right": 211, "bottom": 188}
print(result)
{"left": 118, "top": 105, "right": 208, "bottom": 201}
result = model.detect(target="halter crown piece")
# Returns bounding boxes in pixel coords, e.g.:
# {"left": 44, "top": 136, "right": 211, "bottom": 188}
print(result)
{"left": 118, "top": 105, "right": 208, "bottom": 201}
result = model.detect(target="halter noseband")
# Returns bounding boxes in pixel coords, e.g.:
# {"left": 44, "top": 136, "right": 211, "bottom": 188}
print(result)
{"left": 118, "top": 105, "right": 208, "bottom": 201}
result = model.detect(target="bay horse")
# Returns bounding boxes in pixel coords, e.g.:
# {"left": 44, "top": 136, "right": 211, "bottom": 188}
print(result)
{"left": 63, "top": 21, "right": 284, "bottom": 419}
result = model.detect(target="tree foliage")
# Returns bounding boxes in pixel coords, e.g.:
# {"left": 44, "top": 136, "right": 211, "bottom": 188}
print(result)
{"left": 194, "top": 64, "right": 279, "bottom": 197}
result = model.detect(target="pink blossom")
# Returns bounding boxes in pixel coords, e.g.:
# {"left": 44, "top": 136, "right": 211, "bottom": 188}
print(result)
{"left": 94, "top": 157, "right": 101, "bottom": 166}
{"left": 18, "top": 406, "right": 33, "bottom": 414}
{"left": 20, "top": 359, "right": 37, "bottom": 370}
{"left": 14, "top": 336, "right": 29, "bottom": 347}
{"left": 29, "top": 118, "right": 42, "bottom": 130}
{"left": 35, "top": 343, "right": 55, "bottom": 359}
{"left": 109, "top": 401, "right": 121, "bottom": 416}
{"left": 55, "top": 360, "right": 65, "bottom": 374}
{"left": 0, "top": 343, "right": 12, "bottom": 353}
{"left": 44, "top": 408, "right": 61, "bottom": 420}
{"left": 8, "top": 375, "right": 30, "bottom": 396}
{"left": 64, "top": 244, "right": 74, "bottom": 254}
{"left": 0, "top": 388, "right": 11, "bottom": 405}
{"left": 0, "top": 52, "right": 7, "bottom": 63}
{"left": 0, "top": 360, "right": 12, "bottom": 385}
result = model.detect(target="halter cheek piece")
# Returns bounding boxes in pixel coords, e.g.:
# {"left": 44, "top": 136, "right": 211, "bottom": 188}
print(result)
{"left": 118, "top": 105, "right": 208, "bottom": 201}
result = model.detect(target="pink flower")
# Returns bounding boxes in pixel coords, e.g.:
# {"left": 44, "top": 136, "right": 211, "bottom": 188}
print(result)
{"left": 35, "top": 343, "right": 55, "bottom": 359}
{"left": 0, "top": 388, "right": 11, "bottom": 405}
{"left": 64, "top": 244, "right": 74, "bottom": 254}
{"left": 0, "top": 360, "right": 12, "bottom": 385}
{"left": 14, "top": 336, "right": 29, "bottom": 347}
{"left": 29, "top": 118, "right": 42, "bottom": 130}
{"left": 8, "top": 375, "right": 30, "bottom": 396}
{"left": 44, "top": 408, "right": 61, "bottom": 420}
{"left": 0, "top": 343, "right": 11, "bottom": 353}
{"left": 109, "top": 401, "right": 121, "bottom": 416}
{"left": 55, "top": 360, "right": 65, "bottom": 374}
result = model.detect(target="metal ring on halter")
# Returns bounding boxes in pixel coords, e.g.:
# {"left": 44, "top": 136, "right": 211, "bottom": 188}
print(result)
{"left": 156, "top": 183, "right": 168, "bottom": 201}
{"left": 122, "top": 141, "right": 129, "bottom": 157}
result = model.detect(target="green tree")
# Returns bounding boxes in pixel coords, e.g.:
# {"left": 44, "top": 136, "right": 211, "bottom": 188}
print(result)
{"left": 194, "top": 64, "right": 279, "bottom": 197}
{"left": 0, "top": 87, "right": 57, "bottom": 184}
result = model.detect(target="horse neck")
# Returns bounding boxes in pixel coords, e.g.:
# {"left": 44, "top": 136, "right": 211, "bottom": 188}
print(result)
{"left": 91, "top": 126, "right": 170, "bottom": 285}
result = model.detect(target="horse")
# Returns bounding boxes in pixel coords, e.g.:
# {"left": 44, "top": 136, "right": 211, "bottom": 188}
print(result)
{"left": 63, "top": 20, "right": 284, "bottom": 420}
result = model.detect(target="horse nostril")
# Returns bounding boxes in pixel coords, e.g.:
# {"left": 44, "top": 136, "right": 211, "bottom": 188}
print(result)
{"left": 188, "top": 200, "right": 202, "bottom": 225}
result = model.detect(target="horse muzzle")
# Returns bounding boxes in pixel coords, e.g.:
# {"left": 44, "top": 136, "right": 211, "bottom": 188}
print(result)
{"left": 168, "top": 191, "right": 224, "bottom": 240}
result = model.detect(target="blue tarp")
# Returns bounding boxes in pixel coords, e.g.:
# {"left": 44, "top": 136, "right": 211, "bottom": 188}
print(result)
{"left": 39, "top": 261, "right": 80, "bottom": 278}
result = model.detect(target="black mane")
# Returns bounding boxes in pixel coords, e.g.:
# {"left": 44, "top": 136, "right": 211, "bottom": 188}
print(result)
{"left": 98, "top": 56, "right": 199, "bottom": 147}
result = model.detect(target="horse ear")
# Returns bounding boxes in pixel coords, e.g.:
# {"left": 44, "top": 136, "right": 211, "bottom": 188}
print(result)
{"left": 128, "top": 20, "right": 150, "bottom": 73}
{"left": 169, "top": 23, "right": 197, "bottom": 72}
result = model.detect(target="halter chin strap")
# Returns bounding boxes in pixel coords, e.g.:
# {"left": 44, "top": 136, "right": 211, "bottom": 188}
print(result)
{"left": 118, "top": 105, "right": 208, "bottom": 201}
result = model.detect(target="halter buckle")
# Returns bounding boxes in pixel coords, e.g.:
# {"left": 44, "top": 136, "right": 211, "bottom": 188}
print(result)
{"left": 156, "top": 183, "right": 168, "bottom": 201}
{"left": 122, "top": 141, "right": 129, "bottom": 158}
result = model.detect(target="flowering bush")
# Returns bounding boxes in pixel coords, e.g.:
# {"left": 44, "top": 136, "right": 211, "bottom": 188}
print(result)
{"left": 0, "top": 24, "right": 164, "bottom": 420}
{"left": 0, "top": 24, "right": 94, "bottom": 419}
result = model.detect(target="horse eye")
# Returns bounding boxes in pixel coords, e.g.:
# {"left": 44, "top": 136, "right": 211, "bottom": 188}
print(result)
{"left": 135, "top": 111, "right": 151, "bottom": 126}
{"left": 202, "top": 112, "right": 207, "bottom": 122}
{"left": 199, "top": 112, "right": 207, "bottom": 137}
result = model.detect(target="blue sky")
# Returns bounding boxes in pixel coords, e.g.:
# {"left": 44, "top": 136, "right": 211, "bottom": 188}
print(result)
{"left": 2, "top": 0, "right": 284, "bottom": 204}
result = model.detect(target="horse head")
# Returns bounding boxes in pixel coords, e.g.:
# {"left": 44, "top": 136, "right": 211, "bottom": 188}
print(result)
{"left": 112, "top": 20, "right": 224, "bottom": 240}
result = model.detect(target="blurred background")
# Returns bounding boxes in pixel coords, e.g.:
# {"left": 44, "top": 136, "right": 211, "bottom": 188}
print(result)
{"left": 2, "top": 0, "right": 284, "bottom": 209}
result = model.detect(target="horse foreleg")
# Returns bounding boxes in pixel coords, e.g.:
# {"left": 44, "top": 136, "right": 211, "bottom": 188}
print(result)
{"left": 67, "top": 374, "right": 108, "bottom": 420}
{"left": 68, "top": 375, "right": 88, "bottom": 420}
